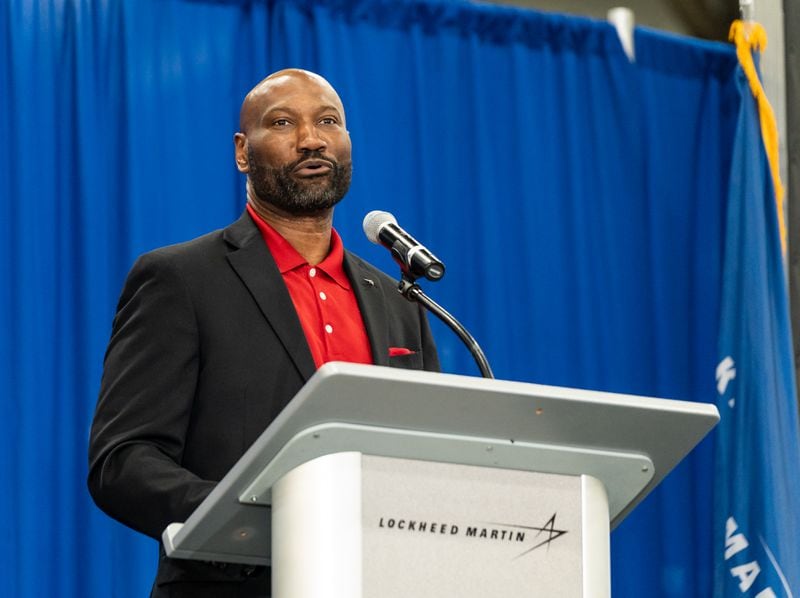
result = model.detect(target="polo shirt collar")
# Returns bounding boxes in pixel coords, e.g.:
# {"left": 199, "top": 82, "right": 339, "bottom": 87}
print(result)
{"left": 246, "top": 203, "right": 351, "bottom": 290}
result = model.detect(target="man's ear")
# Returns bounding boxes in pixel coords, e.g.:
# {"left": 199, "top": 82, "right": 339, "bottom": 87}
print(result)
{"left": 233, "top": 132, "right": 249, "bottom": 173}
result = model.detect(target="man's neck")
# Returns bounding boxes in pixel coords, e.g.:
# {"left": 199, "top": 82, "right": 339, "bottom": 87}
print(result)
{"left": 247, "top": 196, "right": 333, "bottom": 266}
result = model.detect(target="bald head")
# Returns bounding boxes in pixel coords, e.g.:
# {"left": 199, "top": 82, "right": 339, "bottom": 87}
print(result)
{"left": 239, "top": 69, "right": 346, "bottom": 134}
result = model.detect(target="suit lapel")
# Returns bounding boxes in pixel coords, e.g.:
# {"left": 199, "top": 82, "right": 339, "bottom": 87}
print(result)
{"left": 223, "top": 213, "right": 316, "bottom": 381}
{"left": 345, "top": 252, "right": 390, "bottom": 366}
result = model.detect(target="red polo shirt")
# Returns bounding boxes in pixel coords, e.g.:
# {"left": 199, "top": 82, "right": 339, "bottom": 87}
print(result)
{"left": 246, "top": 204, "right": 374, "bottom": 368}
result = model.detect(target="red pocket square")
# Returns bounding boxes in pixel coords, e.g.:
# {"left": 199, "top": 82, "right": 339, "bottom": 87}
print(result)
{"left": 388, "top": 347, "right": 416, "bottom": 357}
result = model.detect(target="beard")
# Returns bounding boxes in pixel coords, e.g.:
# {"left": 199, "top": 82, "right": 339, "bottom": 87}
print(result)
{"left": 247, "top": 147, "right": 352, "bottom": 215}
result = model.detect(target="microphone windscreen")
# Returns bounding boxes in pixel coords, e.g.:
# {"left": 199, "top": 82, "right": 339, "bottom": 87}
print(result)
{"left": 362, "top": 210, "right": 397, "bottom": 244}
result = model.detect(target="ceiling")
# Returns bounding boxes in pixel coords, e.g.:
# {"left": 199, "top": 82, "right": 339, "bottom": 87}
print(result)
{"left": 480, "top": 0, "right": 740, "bottom": 40}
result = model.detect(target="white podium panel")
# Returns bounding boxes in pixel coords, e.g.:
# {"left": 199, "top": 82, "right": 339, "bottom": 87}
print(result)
{"left": 272, "top": 452, "right": 610, "bottom": 598}
{"left": 271, "top": 452, "right": 364, "bottom": 597}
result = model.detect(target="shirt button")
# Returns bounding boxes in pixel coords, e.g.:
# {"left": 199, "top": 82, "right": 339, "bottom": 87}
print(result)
{"left": 309, "top": 268, "right": 317, "bottom": 278}
{"left": 319, "top": 291, "right": 327, "bottom": 301}
{"left": 325, "top": 324, "right": 333, "bottom": 334}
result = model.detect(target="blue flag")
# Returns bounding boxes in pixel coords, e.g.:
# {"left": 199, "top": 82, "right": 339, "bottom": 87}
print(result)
{"left": 714, "top": 66, "right": 800, "bottom": 597}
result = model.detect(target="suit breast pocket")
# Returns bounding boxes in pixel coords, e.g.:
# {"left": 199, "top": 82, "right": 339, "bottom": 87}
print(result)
{"left": 386, "top": 351, "right": 423, "bottom": 370}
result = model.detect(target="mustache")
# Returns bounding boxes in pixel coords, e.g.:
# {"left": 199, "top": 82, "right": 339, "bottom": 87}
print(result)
{"left": 287, "top": 150, "right": 336, "bottom": 171}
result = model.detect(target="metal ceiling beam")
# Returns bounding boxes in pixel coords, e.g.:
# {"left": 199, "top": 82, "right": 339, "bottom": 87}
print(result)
{"left": 785, "top": 0, "right": 800, "bottom": 400}
{"left": 666, "top": 0, "right": 738, "bottom": 40}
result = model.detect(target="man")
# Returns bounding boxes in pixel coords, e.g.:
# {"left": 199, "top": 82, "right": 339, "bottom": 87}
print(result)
{"left": 88, "top": 69, "right": 440, "bottom": 598}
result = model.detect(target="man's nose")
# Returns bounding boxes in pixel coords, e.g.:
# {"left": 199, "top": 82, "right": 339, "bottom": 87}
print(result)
{"left": 297, "top": 123, "right": 326, "bottom": 152}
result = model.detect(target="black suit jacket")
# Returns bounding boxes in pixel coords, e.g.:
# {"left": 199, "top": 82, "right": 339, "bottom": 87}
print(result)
{"left": 88, "top": 212, "right": 439, "bottom": 594}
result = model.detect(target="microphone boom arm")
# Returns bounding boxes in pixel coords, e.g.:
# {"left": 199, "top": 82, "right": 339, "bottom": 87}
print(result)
{"left": 397, "top": 277, "right": 494, "bottom": 379}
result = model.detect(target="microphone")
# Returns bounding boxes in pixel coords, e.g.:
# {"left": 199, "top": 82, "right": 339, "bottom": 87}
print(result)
{"left": 362, "top": 211, "right": 445, "bottom": 281}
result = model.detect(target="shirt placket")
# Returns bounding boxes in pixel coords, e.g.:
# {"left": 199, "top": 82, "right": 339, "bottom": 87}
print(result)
{"left": 308, "top": 266, "right": 334, "bottom": 358}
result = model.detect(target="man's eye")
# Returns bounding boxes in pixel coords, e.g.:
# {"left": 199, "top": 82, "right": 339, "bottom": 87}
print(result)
{"left": 272, "top": 118, "right": 291, "bottom": 127}
{"left": 320, "top": 117, "right": 338, "bottom": 125}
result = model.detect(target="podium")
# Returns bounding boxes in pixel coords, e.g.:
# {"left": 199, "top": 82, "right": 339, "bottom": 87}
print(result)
{"left": 162, "top": 362, "right": 719, "bottom": 597}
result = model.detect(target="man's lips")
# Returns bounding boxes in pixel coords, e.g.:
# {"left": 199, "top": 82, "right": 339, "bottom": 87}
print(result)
{"left": 293, "top": 159, "right": 334, "bottom": 177}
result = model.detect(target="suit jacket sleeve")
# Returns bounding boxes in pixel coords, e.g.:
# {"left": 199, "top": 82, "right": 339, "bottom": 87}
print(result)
{"left": 88, "top": 250, "right": 215, "bottom": 540}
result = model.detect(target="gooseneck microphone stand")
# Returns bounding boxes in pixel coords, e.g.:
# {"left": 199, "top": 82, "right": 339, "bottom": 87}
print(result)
{"left": 397, "top": 274, "right": 494, "bottom": 379}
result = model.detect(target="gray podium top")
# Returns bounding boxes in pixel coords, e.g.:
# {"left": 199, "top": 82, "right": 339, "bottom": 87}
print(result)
{"left": 163, "top": 362, "right": 719, "bottom": 565}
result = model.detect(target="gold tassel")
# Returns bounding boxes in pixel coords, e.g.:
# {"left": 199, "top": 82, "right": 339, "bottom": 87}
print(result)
{"left": 729, "top": 20, "right": 786, "bottom": 256}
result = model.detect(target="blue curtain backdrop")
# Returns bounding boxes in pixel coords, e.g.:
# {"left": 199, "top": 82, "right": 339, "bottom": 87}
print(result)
{"left": 0, "top": 0, "right": 771, "bottom": 596}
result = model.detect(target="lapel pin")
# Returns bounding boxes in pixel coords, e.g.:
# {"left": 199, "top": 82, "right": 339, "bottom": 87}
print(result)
{"left": 363, "top": 278, "right": 375, "bottom": 286}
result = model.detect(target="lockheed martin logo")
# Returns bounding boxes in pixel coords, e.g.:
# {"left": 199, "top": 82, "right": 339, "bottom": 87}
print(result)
{"left": 377, "top": 513, "right": 568, "bottom": 560}
{"left": 489, "top": 513, "right": 569, "bottom": 559}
